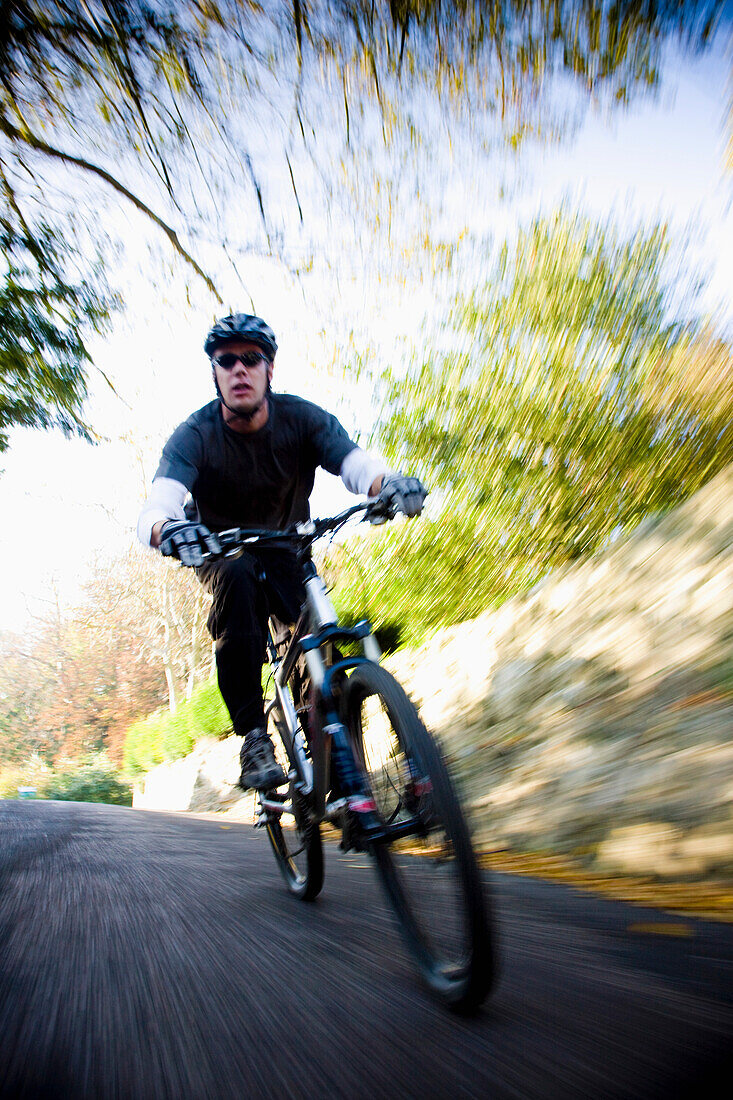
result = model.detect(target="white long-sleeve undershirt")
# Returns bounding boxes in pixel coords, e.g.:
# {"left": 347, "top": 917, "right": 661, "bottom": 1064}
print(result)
{"left": 136, "top": 447, "right": 390, "bottom": 547}
{"left": 339, "top": 447, "right": 389, "bottom": 497}
{"left": 136, "top": 477, "right": 188, "bottom": 546}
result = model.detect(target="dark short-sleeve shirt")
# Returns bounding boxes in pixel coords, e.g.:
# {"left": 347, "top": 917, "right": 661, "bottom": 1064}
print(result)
{"left": 153, "top": 393, "right": 358, "bottom": 531}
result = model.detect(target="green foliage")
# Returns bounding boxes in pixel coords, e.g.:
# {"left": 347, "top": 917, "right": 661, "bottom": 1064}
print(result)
{"left": 0, "top": 753, "right": 131, "bottom": 806}
{"left": 327, "top": 510, "right": 537, "bottom": 648}
{"left": 122, "top": 713, "right": 167, "bottom": 778}
{"left": 341, "top": 1, "right": 722, "bottom": 108}
{"left": 333, "top": 211, "right": 733, "bottom": 645}
{"left": 0, "top": 767, "right": 23, "bottom": 799}
{"left": 0, "top": 221, "right": 117, "bottom": 453}
{"left": 0, "top": 755, "right": 50, "bottom": 799}
{"left": 189, "top": 680, "right": 232, "bottom": 737}
{"left": 42, "top": 758, "right": 132, "bottom": 806}
{"left": 123, "top": 679, "right": 230, "bottom": 777}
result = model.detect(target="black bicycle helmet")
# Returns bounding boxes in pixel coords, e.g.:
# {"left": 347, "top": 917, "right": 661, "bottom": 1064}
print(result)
{"left": 204, "top": 313, "right": 278, "bottom": 360}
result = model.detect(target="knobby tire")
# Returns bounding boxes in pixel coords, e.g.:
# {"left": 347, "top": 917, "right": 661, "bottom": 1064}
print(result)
{"left": 342, "top": 663, "right": 494, "bottom": 1011}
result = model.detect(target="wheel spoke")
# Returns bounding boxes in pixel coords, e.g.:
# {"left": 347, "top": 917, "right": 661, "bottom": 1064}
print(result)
{"left": 263, "top": 698, "right": 323, "bottom": 901}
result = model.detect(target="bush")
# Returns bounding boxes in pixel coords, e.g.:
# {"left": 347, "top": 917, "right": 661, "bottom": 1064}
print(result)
{"left": 121, "top": 713, "right": 159, "bottom": 777}
{"left": 189, "top": 680, "right": 230, "bottom": 737}
{"left": 326, "top": 513, "right": 532, "bottom": 650}
{"left": 123, "top": 678, "right": 232, "bottom": 777}
{"left": 0, "top": 754, "right": 132, "bottom": 806}
{"left": 44, "top": 758, "right": 132, "bottom": 806}
{"left": 0, "top": 755, "right": 51, "bottom": 799}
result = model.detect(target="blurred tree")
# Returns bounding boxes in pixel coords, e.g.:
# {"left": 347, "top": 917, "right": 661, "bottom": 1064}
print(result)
{"left": 0, "top": 546, "right": 214, "bottom": 766}
{"left": 0, "top": 1, "right": 220, "bottom": 462}
{"left": 0, "top": 0, "right": 222, "bottom": 286}
{"left": 378, "top": 213, "right": 732, "bottom": 560}
{"left": 77, "top": 546, "right": 215, "bottom": 716}
{"left": 321, "top": 0, "right": 722, "bottom": 133}
{"left": 0, "top": 631, "right": 50, "bottom": 763}
{"left": 328, "top": 211, "right": 733, "bottom": 642}
{"left": 31, "top": 612, "right": 165, "bottom": 762}
{"left": 0, "top": 219, "right": 117, "bottom": 454}
{"left": 647, "top": 327, "right": 733, "bottom": 426}
{"left": 2, "top": 2, "right": 719, "bottom": 257}
{"left": 0, "top": 1, "right": 723, "bottom": 459}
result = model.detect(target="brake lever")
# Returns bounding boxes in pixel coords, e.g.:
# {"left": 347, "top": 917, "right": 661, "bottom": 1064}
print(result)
{"left": 365, "top": 499, "right": 395, "bottom": 524}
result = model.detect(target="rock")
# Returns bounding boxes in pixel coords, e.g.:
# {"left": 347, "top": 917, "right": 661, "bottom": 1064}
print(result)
{"left": 133, "top": 735, "right": 248, "bottom": 814}
{"left": 596, "top": 822, "right": 733, "bottom": 878}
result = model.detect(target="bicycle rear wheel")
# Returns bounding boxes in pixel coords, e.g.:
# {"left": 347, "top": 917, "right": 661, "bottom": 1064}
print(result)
{"left": 342, "top": 663, "right": 493, "bottom": 1011}
{"left": 263, "top": 699, "right": 324, "bottom": 901}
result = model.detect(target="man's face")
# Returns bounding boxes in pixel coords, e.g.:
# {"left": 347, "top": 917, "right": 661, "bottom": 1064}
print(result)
{"left": 211, "top": 339, "right": 273, "bottom": 418}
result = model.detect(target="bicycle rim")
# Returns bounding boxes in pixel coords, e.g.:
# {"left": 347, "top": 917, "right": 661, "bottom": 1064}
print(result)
{"left": 264, "top": 700, "right": 323, "bottom": 901}
{"left": 343, "top": 663, "right": 493, "bottom": 1011}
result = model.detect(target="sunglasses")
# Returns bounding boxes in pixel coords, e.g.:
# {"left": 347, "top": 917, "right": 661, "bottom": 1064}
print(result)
{"left": 212, "top": 351, "right": 267, "bottom": 370}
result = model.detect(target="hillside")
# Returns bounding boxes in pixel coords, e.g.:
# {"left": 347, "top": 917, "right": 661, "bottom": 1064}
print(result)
{"left": 391, "top": 462, "right": 733, "bottom": 883}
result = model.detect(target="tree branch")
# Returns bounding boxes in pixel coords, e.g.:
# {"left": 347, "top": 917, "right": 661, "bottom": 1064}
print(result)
{"left": 1, "top": 119, "right": 223, "bottom": 302}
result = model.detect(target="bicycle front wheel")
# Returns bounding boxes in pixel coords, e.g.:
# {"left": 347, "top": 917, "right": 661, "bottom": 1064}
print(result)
{"left": 342, "top": 663, "right": 493, "bottom": 1011}
{"left": 263, "top": 699, "right": 324, "bottom": 901}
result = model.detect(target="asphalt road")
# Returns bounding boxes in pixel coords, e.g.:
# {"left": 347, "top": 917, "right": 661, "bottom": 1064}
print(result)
{"left": 0, "top": 800, "right": 730, "bottom": 1099}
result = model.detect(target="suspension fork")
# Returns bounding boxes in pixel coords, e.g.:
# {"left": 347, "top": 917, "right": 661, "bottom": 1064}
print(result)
{"left": 292, "top": 561, "right": 383, "bottom": 826}
{"left": 300, "top": 643, "right": 380, "bottom": 819}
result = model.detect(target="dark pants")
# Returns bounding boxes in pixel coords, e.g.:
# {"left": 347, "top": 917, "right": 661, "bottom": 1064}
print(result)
{"left": 196, "top": 549, "right": 304, "bottom": 735}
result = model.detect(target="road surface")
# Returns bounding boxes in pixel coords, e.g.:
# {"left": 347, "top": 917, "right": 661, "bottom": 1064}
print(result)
{"left": 0, "top": 800, "right": 730, "bottom": 1099}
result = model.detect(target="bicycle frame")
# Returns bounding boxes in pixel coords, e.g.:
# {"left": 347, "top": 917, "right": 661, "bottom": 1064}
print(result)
{"left": 256, "top": 556, "right": 381, "bottom": 830}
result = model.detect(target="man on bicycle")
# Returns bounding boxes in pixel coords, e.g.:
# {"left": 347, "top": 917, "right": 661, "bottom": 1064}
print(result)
{"left": 137, "top": 313, "right": 426, "bottom": 792}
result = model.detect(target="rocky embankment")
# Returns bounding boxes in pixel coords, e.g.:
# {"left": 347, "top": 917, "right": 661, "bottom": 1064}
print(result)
{"left": 392, "top": 464, "right": 733, "bottom": 881}
{"left": 135, "top": 465, "right": 733, "bottom": 882}
{"left": 133, "top": 735, "right": 251, "bottom": 818}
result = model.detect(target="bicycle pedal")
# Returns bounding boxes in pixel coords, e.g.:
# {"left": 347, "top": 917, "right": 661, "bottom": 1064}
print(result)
{"left": 344, "top": 798, "right": 383, "bottom": 846}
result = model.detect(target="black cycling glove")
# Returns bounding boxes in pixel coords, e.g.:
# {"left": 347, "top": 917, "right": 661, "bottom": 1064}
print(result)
{"left": 159, "top": 521, "right": 221, "bottom": 567}
{"left": 372, "top": 473, "right": 428, "bottom": 523}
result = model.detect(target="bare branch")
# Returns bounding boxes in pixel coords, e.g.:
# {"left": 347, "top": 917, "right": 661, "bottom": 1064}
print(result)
{"left": 1, "top": 118, "right": 223, "bottom": 302}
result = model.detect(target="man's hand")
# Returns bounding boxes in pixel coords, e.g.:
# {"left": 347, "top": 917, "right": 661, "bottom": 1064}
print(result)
{"left": 159, "top": 521, "right": 221, "bottom": 567}
{"left": 372, "top": 472, "right": 428, "bottom": 523}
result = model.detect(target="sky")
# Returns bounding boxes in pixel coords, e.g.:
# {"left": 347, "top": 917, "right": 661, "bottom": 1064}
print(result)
{"left": 0, "top": 41, "right": 730, "bottom": 635}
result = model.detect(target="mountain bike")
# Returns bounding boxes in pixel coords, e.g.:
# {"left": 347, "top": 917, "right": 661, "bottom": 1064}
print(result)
{"left": 171, "top": 500, "right": 493, "bottom": 1011}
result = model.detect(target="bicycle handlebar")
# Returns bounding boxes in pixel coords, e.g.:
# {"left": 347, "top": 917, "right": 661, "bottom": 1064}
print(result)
{"left": 188, "top": 498, "right": 391, "bottom": 562}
